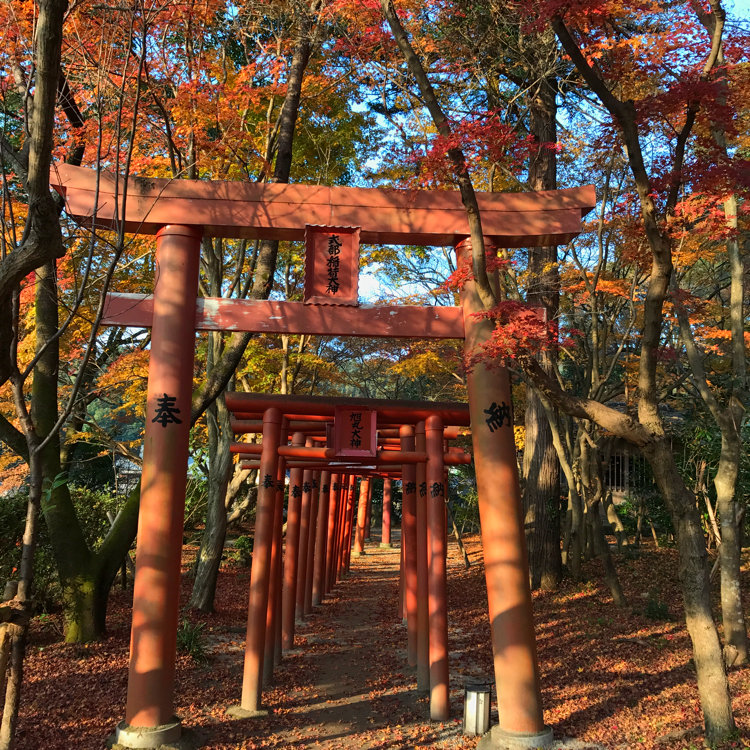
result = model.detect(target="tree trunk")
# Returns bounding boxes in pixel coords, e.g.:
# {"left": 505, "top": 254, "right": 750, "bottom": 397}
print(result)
{"left": 643, "top": 438, "right": 735, "bottom": 743}
{"left": 30, "top": 262, "right": 96, "bottom": 642}
{"left": 589, "top": 502, "right": 627, "bottom": 606}
{"left": 714, "top": 428, "right": 748, "bottom": 666}
{"left": 604, "top": 492, "right": 627, "bottom": 551}
{"left": 523, "top": 72, "right": 562, "bottom": 592}
{"left": 0, "top": 626, "right": 26, "bottom": 750}
{"left": 189, "top": 394, "right": 232, "bottom": 612}
{"left": 580, "top": 438, "right": 626, "bottom": 606}
{"left": 1, "top": 388, "right": 43, "bottom": 749}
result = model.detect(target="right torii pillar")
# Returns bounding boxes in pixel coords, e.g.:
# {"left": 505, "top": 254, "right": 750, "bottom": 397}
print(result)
{"left": 457, "top": 238, "right": 553, "bottom": 749}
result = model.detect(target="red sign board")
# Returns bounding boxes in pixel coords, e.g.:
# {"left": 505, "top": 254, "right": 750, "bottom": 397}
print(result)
{"left": 304, "top": 225, "right": 360, "bottom": 306}
{"left": 333, "top": 407, "right": 377, "bottom": 457}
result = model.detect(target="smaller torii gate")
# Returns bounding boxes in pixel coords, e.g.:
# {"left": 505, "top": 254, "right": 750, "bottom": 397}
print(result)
{"left": 224, "top": 395, "right": 473, "bottom": 721}
{"left": 51, "top": 164, "right": 594, "bottom": 750}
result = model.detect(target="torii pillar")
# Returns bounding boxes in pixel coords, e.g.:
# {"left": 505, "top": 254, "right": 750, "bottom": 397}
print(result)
{"left": 115, "top": 225, "right": 202, "bottom": 749}
{"left": 457, "top": 238, "right": 553, "bottom": 748}
{"left": 380, "top": 477, "right": 393, "bottom": 547}
{"left": 352, "top": 476, "right": 370, "bottom": 557}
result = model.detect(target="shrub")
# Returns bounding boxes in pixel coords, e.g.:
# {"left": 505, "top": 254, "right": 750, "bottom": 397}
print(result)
{"left": 644, "top": 591, "right": 671, "bottom": 621}
{"left": 0, "top": 484, "right": 128, "bottom": 610}
{"left": 176, "top": 618, "right": 208, "bottom": 663}
{"left": 233, "top": 535, "right": 254, "bottom": 567}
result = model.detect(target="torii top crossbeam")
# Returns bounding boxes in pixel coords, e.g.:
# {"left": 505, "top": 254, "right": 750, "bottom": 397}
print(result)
{"left": 225, "top": 392, "right": 471, "bottom": 426}
{"left": 51, "top": 164, "right": 595, "bottom": 247}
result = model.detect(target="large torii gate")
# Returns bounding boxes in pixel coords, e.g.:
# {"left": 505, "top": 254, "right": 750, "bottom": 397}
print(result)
{"left": 51, "top": 164, "right": 594, "bottom": 750}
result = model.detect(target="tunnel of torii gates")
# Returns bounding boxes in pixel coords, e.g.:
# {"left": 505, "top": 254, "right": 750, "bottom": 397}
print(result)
{"left": 50, "top": 164, "right": 594, "bottom": 750}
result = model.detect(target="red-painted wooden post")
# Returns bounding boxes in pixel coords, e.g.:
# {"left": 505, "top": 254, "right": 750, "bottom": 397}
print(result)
{"left": 236, "top": 407, "right": 282, "bottom": 715}
{"left": 312, "top": 470, "right": 330, "bottom": 606}
{"left": 353, "top": 476, "right": 370, "bottom": 556}
{"left": 282, "top": 433, "right": 305, "bottom": 651}
{"left": 273, "top": 435, "right": 288, "bottom": 667}
{"left": 426, "top": 415, "right": 449, "bottom": 721}
{"left": 327, "top": 475, "right": 341, "bottom": 590}
{"left": 457, "top": 238, "right": 551, "bottom": 746}
{"left": 120, "top": 225, "right": 201, "bottom": 747}
{"left": 443, "top": 466, "right": 450, "bottom": 554}
{"left": 324, "top": 473, "right": 339, "bottom": 594}
{"left": 398, "top": 536, "right": 405, "bottom": 621}
{"left": 415, "top": 422, "right": 430, "bottom": 693}
{"left": 303, "top": 472, "right": 320, "bottom": 614}
{"left": 296, "top": 461, "right": 313, "bottom": 618}
{"left": 344, "top": 476, "right": 357, "bottom": 574}
{"left": 364, "top": 478, "right": 373, "bottom": 541}
{"left": 264, "top": 423, "right": 287, "bottom": 681}
{"left": 336, "top": 475, "right": 349, "bottom": 581}
{"left": 401, "top": 425, "right": 418, "bottom": 668}
{"left": 381, "top": 477, "right": 393, "bottom": 547}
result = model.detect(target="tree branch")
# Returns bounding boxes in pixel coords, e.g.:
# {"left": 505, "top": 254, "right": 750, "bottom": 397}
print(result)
{"left": 517, "top": 353, "right": 652, "bottom": 446}
{"left": 380, "top": 0, "right": 495, "bottom": 308}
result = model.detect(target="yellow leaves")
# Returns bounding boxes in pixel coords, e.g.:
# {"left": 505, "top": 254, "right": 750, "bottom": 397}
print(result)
{"left": 388, "top": 350, "right": 443, "bottom": 378}
{"left": 97, "top": 350, "right": 149, "bottom": 417}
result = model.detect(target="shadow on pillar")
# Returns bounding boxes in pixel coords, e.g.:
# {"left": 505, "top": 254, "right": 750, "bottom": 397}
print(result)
{"left": 475, "top": 599, "right": 554, "bottom": 749}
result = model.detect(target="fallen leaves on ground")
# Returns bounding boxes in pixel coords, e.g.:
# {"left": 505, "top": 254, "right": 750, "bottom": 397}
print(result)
{"left": 13, "top": 536, "right": 750, "bottom": 749}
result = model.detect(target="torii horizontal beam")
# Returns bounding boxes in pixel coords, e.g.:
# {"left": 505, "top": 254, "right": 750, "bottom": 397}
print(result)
{"left": 225, "top": 392, "right": 471, "bottom": 426}
{"left": 51, "top": 163, "right": 595, "bottom": 247}
{"left": 102, "top": 292, "right": 466, "bottom": 338}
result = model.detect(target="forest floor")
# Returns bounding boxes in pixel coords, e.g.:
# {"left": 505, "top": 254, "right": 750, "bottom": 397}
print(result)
{"left": 13, "top": 532, "right": 750, "bottom": 750}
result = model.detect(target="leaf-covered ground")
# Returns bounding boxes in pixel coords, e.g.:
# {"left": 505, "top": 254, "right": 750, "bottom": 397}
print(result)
{"left": 14, "top": 534, "right": 750, "bottom": 749}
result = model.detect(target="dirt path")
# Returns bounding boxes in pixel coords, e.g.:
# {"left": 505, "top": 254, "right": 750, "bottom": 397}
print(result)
{"left": 244, "top": 537, "right": 469, "bottom": 749}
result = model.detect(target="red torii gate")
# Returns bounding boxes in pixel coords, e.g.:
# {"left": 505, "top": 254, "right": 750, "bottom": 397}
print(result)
{"left": 224, "top": 398, "right": 471, "bottom": 723}
{"left": 50, "top": 164, "right": 595, "bottom": 750}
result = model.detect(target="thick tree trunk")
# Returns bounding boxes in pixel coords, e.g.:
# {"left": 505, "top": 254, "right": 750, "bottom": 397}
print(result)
{"left": 189, "top": 394, "right": 232, "bottom": 612}
{"left": 31, "top": 263, "right": 103, "bottom": 642}
{"left": 523, "top": 394, "right": 562, "bottom": 589}
{"left": 523, "top": 72, "right": 562, "bottom": 591}
{"left": 714, "top": 429, "right": 748, "bottom": 666}
{"left": 643, "top": 439, "right": 735, "bottom": 743}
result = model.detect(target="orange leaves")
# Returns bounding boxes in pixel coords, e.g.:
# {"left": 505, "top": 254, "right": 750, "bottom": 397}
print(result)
{"left": 96, "top": 349, "right": 149, "bottom": 420}
{"left": 560, "top": 267, "right": 633, "bottom": 305}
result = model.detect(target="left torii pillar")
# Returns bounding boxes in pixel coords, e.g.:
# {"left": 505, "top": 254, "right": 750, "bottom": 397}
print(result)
{"left": 116, "top": 225, "right": 202, "bottom": 749}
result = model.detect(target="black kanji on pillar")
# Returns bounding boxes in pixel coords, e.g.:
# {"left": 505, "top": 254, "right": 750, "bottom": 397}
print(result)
{"left": 484, "top": 401, "right": 511, "bottom": 432}
{"left": 152, "top": 393, "right": 182, "bottom": 427}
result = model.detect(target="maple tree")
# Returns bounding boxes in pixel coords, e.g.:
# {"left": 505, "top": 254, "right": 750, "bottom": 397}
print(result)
{"left": 537, "top": 2, "right": 748, "bottom": 741}
{"left": 357, "top": 0, "right": 750, "bottom": 742}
